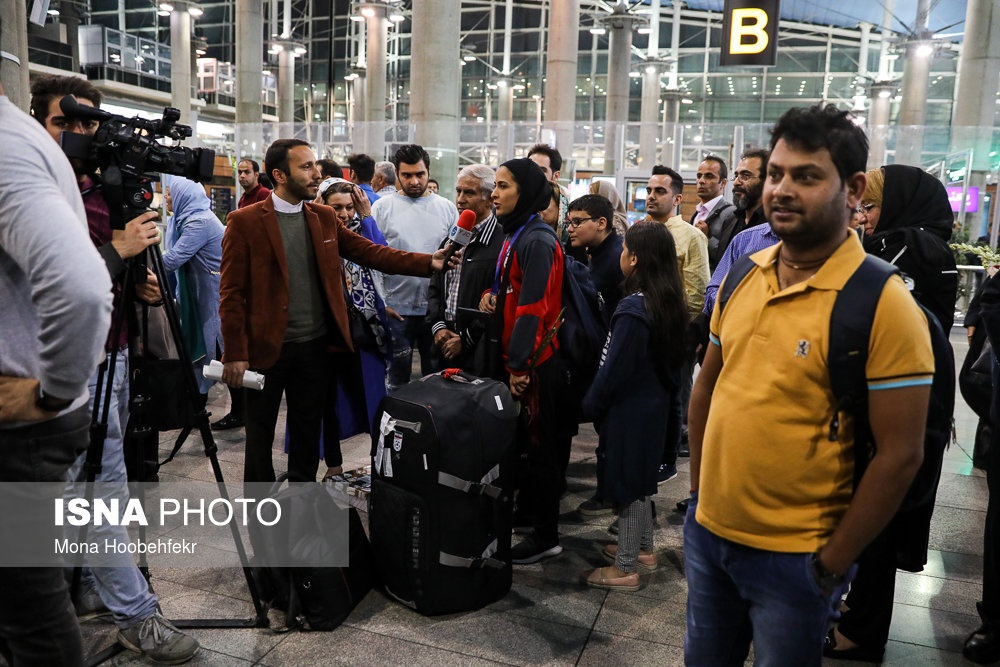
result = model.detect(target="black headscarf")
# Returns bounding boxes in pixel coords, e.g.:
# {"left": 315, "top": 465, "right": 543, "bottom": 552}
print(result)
{"left": 496, "top": 158, "right": 551, "bottom": 234}
{"left": 870, "top": 164, "right": 953, "bottom": 241}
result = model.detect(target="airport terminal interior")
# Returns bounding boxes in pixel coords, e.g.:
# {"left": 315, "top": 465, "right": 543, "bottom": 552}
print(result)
{"left": 2, "top": 0, "right": 1000, "bottom": 664}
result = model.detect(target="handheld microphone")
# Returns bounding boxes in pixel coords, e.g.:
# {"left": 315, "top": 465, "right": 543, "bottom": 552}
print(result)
{"left": 441, "top": 209, "right": 478, "bottom": 270}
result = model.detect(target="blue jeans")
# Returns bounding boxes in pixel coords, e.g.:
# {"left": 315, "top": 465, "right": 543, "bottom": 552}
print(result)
{"left": 66, "top": 350, "right": 159, "bottom": 629}
{"left": 386, "top": 314, "right": 438, "bottom": 391}
{"left": 0, "top": 407, "right": 89, "bottom": 666}
{"left": 683, "top": 496, "right": 851, "bottom": 667}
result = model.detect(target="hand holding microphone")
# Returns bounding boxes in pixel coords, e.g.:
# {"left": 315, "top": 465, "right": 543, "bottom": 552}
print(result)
{"left": 440, "top": 209, "right": 478, "bottom": 271}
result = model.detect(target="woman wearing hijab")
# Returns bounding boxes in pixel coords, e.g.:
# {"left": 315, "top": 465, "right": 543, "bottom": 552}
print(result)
{"left": 480, "top": 158, "right": 578, "bottom": 565}
{"left": 309, "top": 177, "right": 391, "bottom": 480}
{"left": 161, "top": 176, "right": 225, "bottom": 405}
{"left": 589, "top": 179, "right": 629, "bottom": 236}
{"left": 826, "top": 164, "right": 958, "bottom": 662}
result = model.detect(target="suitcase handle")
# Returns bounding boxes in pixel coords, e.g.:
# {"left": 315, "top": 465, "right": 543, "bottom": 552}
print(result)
{"left": 440, "top": 368, "right": 484, "bottom": 384}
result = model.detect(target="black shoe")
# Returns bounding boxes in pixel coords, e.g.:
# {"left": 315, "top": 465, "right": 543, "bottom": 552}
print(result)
{"left": 211, "top": 413, "right": 244, "bottom": 431}
{"left": 964, "top": 625, "right": 1000, "bottom": 664}
{"left": 823, "top": 628, "right": 885, "bottom": 663}
{"left": 657, "top": 463, "right": 677, "bottom": 485}
{"left": 577, "top": 496, "right": 615, "bottom": 516}
{"left": 675, "top": 498, "right": 689, "bottom": 514}
{"left": 511, "top": 533, "right": 562, "bottom": 564}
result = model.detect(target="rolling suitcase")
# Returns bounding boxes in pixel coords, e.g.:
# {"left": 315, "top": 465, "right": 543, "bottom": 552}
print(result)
{"left": 369, "top": 369, "right": 516, "bottom": 615}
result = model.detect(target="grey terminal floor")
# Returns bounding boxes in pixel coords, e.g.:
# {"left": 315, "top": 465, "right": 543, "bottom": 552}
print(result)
{"left": 72, "top": 328, "right": 990, "bottom": 666}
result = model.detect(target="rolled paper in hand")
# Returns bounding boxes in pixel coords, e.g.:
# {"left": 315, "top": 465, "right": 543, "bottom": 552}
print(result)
{"left": 203, "top": 359, "right": 265, "bottom": 390}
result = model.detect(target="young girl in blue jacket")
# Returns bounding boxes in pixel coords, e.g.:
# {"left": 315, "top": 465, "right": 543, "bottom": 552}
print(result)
{"left": 580, "top": 221, "right": 688, "bottom": 590}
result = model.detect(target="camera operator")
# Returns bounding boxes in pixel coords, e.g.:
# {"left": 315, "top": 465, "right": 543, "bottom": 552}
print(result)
{"left": 0, "top": 80, "right": 112, "bottom": 667}
{"left": 30, "top": 75, "right": 200, "bottom": 664}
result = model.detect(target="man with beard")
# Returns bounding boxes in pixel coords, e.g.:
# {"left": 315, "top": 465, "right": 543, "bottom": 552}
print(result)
{"left": 718, "top": 149, "right": 769, "bottom": 255}
{"left": 220, "top": 139, "right": 453, "bottom": 483}
{"left": 701, "top": 148, "right": 775, "bottom": 315}
{"left": 685, "top": 104, "right": 933, "bottom": 665}
{"left": 371, "top": 144, "right": 457, "bottom": 389}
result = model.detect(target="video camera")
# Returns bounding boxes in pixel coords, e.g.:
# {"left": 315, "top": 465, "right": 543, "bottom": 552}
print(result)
{"left": 58, "top": 95, "right": 215, "bottom": 229}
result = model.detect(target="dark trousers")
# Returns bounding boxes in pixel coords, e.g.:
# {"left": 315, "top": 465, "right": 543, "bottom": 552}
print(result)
{"left": 663, "top": 348, "right": 694, "bottom": 467}
{"left": 518, "top": 357, "right": 576, "bottom": 543}
{"left": 0, "top": 407, "right": 89, "bottom": 667}
{"left": 984, "top": 426, "right": 1000, "bottom": 624}
{"left": 838, "top": 528, "right": 897, "bottom": 648}
{"left": 320, "top": 351, "right": 365, "bottom": 469}
{"left": 245, "top": 337, "right": 331, "bottom": 483}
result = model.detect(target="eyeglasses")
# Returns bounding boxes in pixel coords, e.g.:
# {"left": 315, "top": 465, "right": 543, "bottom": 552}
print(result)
{"left": 733, "top": 170, "right": 758, "bottom": 182}
{"left": 856, "top": 203, "right": 878, "bottom": 214}
{"left": 566, "top": 216, "right": 596, "bottom": 228}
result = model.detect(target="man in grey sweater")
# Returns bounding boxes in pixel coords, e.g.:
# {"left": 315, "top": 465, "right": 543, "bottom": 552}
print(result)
{"left": 0, "top": 83, "right": 112, "bottom": 666}
{"left": 370, "top": 144, "right": 457, "bottom": 389}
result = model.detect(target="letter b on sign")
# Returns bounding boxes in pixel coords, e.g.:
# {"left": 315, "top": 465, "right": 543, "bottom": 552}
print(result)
{"left": 721, "top": 0, "right": 780, "bottom": 66}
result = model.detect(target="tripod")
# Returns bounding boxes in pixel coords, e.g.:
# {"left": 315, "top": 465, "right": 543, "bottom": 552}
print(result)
{"left": 69, "top": 184, "right": 267, "bottom": 666}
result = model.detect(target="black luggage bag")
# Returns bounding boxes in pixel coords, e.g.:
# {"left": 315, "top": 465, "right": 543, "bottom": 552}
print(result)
{"left": 251, "top": 477, "right": 376, "bottom": 631}
{"left": 369, "top": 369, "right": 516, "bottom": 615}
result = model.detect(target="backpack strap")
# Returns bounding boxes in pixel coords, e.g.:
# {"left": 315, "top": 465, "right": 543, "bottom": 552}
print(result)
{"left": 716, "top": 252, "right": 758, "bottom": 316}
{"left": 827, "top": 255, "right": 898, "bottom": 488}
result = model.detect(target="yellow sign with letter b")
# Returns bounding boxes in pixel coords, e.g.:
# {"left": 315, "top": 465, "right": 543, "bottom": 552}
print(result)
{"left": 721, "top": 0, "right": 779, "bottom": 66}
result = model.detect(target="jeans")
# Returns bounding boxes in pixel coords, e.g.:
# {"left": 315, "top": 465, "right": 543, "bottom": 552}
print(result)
{"left": 683, "top": 496, "right": 851, "bottom": 667}
{"left": 0, "top": 407, "right": 89, "bottom": 666}
{"left": 386, "top": 314, "right": 438, "bottom": 391}
{"left": 66, "top": 350, "right": 159, "bottom": 629}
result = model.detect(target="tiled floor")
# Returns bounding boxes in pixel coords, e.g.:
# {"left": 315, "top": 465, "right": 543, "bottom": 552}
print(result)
{"left": 71, "top": 329, "right": 991, "bottom": 666}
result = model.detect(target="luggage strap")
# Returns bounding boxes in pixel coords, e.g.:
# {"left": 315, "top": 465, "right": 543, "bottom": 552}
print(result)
{"left": 437, "top": 465, "right": 503, "bottom": 500}
{"left": 375, "top": 412, "right": 423, "bottom": 478}
{"left": 439, "top": 538, "right": 505, "bottom": 570}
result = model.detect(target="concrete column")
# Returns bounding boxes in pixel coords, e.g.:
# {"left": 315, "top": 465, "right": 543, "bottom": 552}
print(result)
{"left": 0, "top": 0, "right": 29, "bottom": 110}
{"left": 170, "top": 6, "right": 193, "bottom": 124}
{"left": 951, "top": 0, "right": 1000, "bottom": 166}
{"left": 858, "top": 22, "right": 871, "bottom": 78}
{"left": 350, "top": 73, "right": 366, "bottom": 137}
{"left": 278, "top": 49, "right": 295, "bottom": 125}
{"left": 410, "top": 0, "right": 460, "bottom": 195}
{"left": 867, "top": 82, "right": 895, "bottom": 170}
{"left": 236, "top": 0, "right": 264, "bottom": 155}
{"left": 363, "top": 3, "right": 388, "bottom": 159}
{"left": 603, "top": 18, "right": 633, "bottom": 176}
{"left": 63, "top": 2, "right": 82, "bottom": 72}
{"left": 894, "top": 0, "right": 932, "bottom": 166}
{"left": 895, "top": 43, "right": 932, "bottom": 165}
{"left": 661, "top": 88, "right": 682, "bottom": 169}
{"left": 498, "top": 80, "right": 514, "bottom": 123}
{"left": 639, "top": 64, "right": 662, "bottom": 169}
{"left": 950, "top": 0, "right": 1000, "bottom": 235}
{"left": 544, "top": 0, "right": 579, "bottom": 158}
{"left": 638, "top": 0, "right": 661, "bottom": 168}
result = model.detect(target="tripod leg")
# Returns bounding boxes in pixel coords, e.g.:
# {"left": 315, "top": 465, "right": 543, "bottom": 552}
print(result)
{"left": 141, "top": 244, "right": 269, "bottom": 628}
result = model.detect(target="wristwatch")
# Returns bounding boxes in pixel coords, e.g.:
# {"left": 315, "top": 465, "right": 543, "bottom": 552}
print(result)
{"left": 810, "top": 552, "right": 846, "bottom": 594}
{"left": 36, "top": 386, "right": 73, "bottom": 412}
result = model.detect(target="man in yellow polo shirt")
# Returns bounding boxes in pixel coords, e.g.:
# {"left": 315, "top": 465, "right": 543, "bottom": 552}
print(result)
{"left": 684, "top": 104, "right": 934, "bottom": 666}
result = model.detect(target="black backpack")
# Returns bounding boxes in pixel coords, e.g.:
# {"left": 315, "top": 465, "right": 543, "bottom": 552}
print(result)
{"left": 526, "top": 226, "right": 608, "bottom": 381}
{"left": 718, "top": 253, "right": 954, "bottom": 512}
